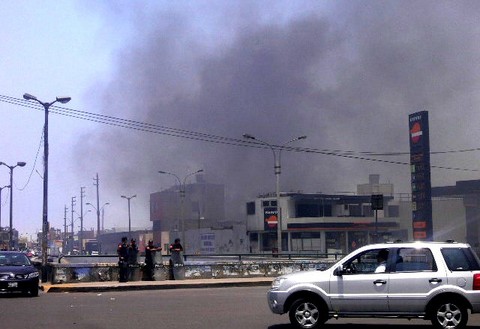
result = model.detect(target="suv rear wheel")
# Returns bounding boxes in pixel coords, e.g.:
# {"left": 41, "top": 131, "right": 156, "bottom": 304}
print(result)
{"left": 289, "top": 298, "right": 327, "bottom": 329}
{"left": 430, "top": 299, "right": 468, "bottom": 329}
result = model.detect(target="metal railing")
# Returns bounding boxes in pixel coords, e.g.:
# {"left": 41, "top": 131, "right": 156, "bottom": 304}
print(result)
{"left": 56, "top": 252, "right": 346, "bottom": 264}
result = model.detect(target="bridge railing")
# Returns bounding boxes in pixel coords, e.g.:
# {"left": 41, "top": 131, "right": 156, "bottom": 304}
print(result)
{"left": 56, "top": 252, "right": 346, "bottom": 264}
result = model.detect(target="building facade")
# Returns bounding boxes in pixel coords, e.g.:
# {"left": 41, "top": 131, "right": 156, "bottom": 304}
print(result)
{"left": 246, "top": 191, "right": 408, "bottom": 255}
{"left": 246, "top": 175, "right": 480, "bottom": 255}
{"left": 150, "top": 175, "right": 226, "bottom": 252}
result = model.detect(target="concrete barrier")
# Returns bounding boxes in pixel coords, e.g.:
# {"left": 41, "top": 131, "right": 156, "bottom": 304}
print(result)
{"left": 48, "top": 260, "right": 334, "bottom": 284}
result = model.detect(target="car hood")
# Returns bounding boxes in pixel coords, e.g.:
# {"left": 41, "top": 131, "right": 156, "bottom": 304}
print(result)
{"left": 0, "top": 265, "right": 37, "bottom": 274}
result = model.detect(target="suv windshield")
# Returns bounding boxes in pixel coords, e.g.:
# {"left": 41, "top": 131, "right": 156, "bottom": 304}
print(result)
{"left": 441, "top": 247, "right": 480, "bottom": 271}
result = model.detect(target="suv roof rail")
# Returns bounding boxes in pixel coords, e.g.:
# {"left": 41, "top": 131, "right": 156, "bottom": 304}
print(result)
{"left": 445, "top": 239, "right": 456, "bottom": 243}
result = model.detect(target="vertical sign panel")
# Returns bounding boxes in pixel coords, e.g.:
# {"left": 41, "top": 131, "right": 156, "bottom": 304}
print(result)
{"left": 264, "top": 207, "right": 278, "bottom": 231}
{"left": 409, "top": 111, "right": 433, "bottom": 240}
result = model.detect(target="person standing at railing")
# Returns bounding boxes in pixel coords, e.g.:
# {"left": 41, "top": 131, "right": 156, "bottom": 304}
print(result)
{"left": 169, "top": 238, "right": 184, "bottom": 280}
{"left": 144, "top": 240, "right": 162, "bottom": 281}
{"left": 128, "top": 239, "right": 139, "bottom": 265}
{"left": 117, "top": 237, "right": 129, "bottom": 282}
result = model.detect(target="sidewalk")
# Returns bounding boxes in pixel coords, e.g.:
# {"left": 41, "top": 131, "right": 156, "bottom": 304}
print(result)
{"left": 41, "top": 277, "right": 273, "bottom": 293}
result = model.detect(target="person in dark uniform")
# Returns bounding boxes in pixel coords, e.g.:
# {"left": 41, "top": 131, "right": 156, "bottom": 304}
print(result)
{"left": 169, "top": 238, "right": 183, "bottom": 254}
{"left": 127, "top": 239, "right": 139, "bottom": 281}
{"left": 169, "top": 238, "right": 184, "bottom": 280}
{"left": 128, "top": 239, "right": 139, "bottom": 265}
{"left": 144, "top": 240, "right": 162, "bottom": 281}
{"left": 117, "top": 237, "right": 129, "bottom": 282}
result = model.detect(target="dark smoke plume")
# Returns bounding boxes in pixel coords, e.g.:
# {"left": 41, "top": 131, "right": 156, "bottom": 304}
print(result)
{"left": 75, "top": 1, "right": 480, "bottom": 226}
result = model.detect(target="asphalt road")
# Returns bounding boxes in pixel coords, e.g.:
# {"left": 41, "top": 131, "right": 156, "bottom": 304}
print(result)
{"left": 2, "top": 287, "right": 480, "bottom": 329}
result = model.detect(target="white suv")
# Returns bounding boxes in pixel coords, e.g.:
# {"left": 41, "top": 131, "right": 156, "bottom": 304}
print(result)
{"left": 267, "top": 241, "right": 480, "bottom": 329}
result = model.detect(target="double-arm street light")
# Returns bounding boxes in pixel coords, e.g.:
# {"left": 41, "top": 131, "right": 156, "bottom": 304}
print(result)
{"left": 23, "top": 93, "right": 71, "bottom": 269}
{"left": 158, "top": 169, "right": 203, "bottom": 252}
{"left": 121, "top": 195, "right": 136, "bottom": 238}
{"left": 86, "top": 202, "right": 110, "bottom": 252}
{"left": 243, "top": 134, "right": 306, "bottom": 253}
{"left": 73, "top": 208, "right": 91, "bottom": 254}
{"left": 0, "top": 162, "right": 26, "bottom": 250}
{"left": 86, "top": 202, "right": 110, "bottom": 235}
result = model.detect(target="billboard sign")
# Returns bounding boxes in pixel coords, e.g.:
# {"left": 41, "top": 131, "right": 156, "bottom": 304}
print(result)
{"left": 371, "top": 194, "right": 384, "bottom": 210}
{"left": 264, "top": 207, "right": 278, "bottom": 231}
{"left": 409, "top": 111, "right": 433, "bottom": 240}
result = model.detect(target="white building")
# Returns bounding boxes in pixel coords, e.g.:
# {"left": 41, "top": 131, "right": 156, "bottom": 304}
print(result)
{"left": 246, "top": 175, "right": 477, "bottom": 254}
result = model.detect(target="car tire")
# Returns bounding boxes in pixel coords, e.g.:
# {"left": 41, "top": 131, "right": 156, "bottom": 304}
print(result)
{"left": 430, "top": 299, "right": 468, "bottom": 329}
{"left": 289, "top": 298, "right": 327, "bottom": 329}
{"left": 29, "top": 287, "right": 39, "bottom": 297}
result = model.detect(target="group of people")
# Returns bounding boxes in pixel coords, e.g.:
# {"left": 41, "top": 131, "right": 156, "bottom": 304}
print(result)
{"left": 117, "top": 237, "right": 140, "bottom": 282}
{"left": 117, "top": 237, "right": 184, "bottom": 282}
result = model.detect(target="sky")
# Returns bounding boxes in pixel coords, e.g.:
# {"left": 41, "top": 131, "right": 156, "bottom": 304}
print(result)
{"left": 1, "top": 1, "right": 480, "bottom": 240}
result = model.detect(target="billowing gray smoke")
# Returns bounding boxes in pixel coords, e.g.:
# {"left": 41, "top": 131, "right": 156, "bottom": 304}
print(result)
{"left": 75, "top": 1, "right": 480, "bottom": 225}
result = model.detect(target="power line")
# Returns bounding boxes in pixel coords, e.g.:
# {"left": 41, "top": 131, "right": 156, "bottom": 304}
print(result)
{"left": 0, "top": 94, "right": 478, "bottom": 172}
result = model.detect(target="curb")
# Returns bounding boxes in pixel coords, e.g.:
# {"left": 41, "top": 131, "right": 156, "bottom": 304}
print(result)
{"left": 41, "top": 278, "right": 273, "bottom": 293}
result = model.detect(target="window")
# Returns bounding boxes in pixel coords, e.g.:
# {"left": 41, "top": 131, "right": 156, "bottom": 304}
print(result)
{"left": 388, "top": 205, "right": 399, "bottom": 217}
{"left": 363, "top": 205, "right": 373, "bottom": 217}
{"left": 342, "top": 248, "right": 389, "bottom": 274}
{"left": 291, "top": 232, "right": 321, "bottom": 251}
{"left": 246, "top": 202, "right": 255, "bottom": 215}
{"left": 296, "top": 203, "right": 332, "bottom": 217}
{"left": 326, "top": 232, "right": 345, "bottom": 253}
{"left": 442, "top": 248, "right": 480, "bottom": 271}
{"left": 394, "top": 248, "right": 436, "bottom": 272}
{"left": 348, "top": 204, "right": 362, "bottom": 217}
{"left": 296, "top": 204, "right": 320, "bottom": 217}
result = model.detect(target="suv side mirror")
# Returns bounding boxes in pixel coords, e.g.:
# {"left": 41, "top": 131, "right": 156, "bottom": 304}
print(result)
{"left": 335, "top": 264, "right": 344, "bottom": 276}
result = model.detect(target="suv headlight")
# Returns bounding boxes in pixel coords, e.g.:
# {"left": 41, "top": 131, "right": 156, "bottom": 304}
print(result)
{"left": 271, "top": 277, "right": 287, "bottom": 290}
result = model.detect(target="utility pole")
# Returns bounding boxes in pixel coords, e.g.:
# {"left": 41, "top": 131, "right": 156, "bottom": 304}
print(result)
{"left": 80, "top": 187, "right": 85, "bottom": 254}
{"left": 0, "top": 185, "right": 10, "bottom": 230}
{"left": 93, "top": 173, "right": 100, "bottom": 237}
{"left": 71, "top": 196, "right": 76, "bottom": 254}
{"left": 63, "top": 205, "right": 68, "bottom": 252}
{"left": 93, "top": 173, "right": 105, "bottom": 253}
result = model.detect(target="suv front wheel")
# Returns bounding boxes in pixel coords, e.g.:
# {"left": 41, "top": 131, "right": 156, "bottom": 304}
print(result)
{"left": 289, "top": 298, "right": 327, "bottom": 329}
{"left": 430, "top": 299, "right": 468, "bottom": 329}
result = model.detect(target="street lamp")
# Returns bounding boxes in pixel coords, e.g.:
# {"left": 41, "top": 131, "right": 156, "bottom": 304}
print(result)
{"left": 0, "top": 185, "right": 10, "bottom": 230}
{"left": 23, "top": 93, "right": 70, "bottom": 270}
{"left": 74, "top": 208, "right": 91, "bottom": 254}
{"left": 0, "top": 161, "right": 26, "bottom": 250}
{"left": 243, "top": 134, "right": 306, "bottom": 253}
{"left": 158, "top": 169, "right": 203, "bottom": 252}
{"left": 101, "top": 203, "right": 110, "bottom": 232}
{"left": 85, "top": 202, "right": 110, "bottom": 233}
{"left": 121, "top": 195, "right": 136, "bottom": 238}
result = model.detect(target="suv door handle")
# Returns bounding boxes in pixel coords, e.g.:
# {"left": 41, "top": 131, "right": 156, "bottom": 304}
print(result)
{"left": 373, "top": 279, "right": 387, "bottom": 285}
{"left": 429, "top": 278, "right": 442, "bottom": 284}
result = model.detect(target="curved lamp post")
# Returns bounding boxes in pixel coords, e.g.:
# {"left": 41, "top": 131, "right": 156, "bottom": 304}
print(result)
{"left": 243, "top": 134, "right": 306, "bottom": 253}
{"left": 158, "top": 169, "right": 203, "bottom": 252}
{"left": 121, "top": 195, "right": 136, "bottom": 238}
{"left": 23, "top": 93, "right": 70, "bottom": 269}
{"left": 0, "top": 161, "right": 26, "bottom": 250}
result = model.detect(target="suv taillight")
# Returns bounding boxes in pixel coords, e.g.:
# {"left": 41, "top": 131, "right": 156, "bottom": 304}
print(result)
{"left": 473, "top": 274, "right": 480, "bottom": 290}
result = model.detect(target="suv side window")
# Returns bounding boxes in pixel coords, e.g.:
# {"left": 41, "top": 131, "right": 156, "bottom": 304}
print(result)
{"left": 394, "top": 248, "right": 436, "bottom": 272}
{"left": 441, "top": 247, "right": 480, "bottom": 271}
{"left": 343, "top": 248, "right": 389, "bottom": 274}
